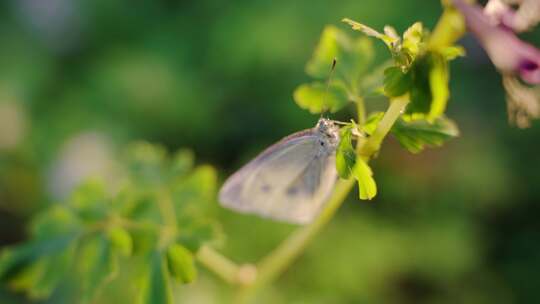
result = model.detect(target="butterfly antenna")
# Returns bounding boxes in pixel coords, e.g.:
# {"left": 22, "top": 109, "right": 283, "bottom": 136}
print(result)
{"left": 320, "top": 58, "right": 337, "bottom": 119}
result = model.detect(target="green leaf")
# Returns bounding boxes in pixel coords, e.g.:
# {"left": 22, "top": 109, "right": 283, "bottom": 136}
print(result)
{"left": 140, "top": 251, "right": 172, "bottom": 304}
{"left": 306, "top": 25, "right": 374, "bottom": 84}
{"left": 344, "top": 19, "right": 428, "bottom": 70}
{"left": 293, "top": 81, "right": 349, "bottom": 114}
{"left": 383, "top": 67, "right": 412, "bottom": 97}
{"left": 79, "top": 235, "right": 119, "bottom": 304}
{"left": 125, "top": 142, "right": 167, "bottom": 186}
{"left": 342, "top": 18, "right": 398, "bottom": 50}
{"left": 107, "top": 227, "right": 133, "bottom": 257}
{"left": 166, "top": 244, "right": 196, "bottom": 284}
{"left": 440, "top": 46, "right": 465, "bottom": 60}
{"left": 336, "top": 126, "right": 357, "bottom": 179}
{"left": 407, "top": 55, "right": 432, "bottom": 115}
{"left": 69, "top": 180, "right": 109, "bottom": 222}
{"left": 427, "top": 53, "right": 449, "bottom": 121}
{"left": 391, "top": 116, "right": 459, "bottom": 153}
{"left": 170, "top": 149, "right": 194, "bottom": 177}
{"left": 173, "top": 164, "right": 223, "bottom": 250}
{"left": 362, "top": 112, "right": 384, "bottom": 136}
{"left": 352, "top": 158, "right": 377, "bottom": 200}
{"left": 30, "top": 205, "right": 80, "bottom": 239}
{"left": 28, "top": 242, "right": 77, "bottom": 299}
{"left": 402, "top": 22, "right": 424, "bottom": 59}
{"left": 0, "top": 234, "right": 78, "bottom": 300}
{"left": 172, "top": 165, "right": 217, "bottom": 214}
{"left": 177, "top": 222, "right": 222, "bottom": 252}
{"left": 6, "top": 259, "right": 46, "bottom": 294}
{"left": 0, "top": 235, "right": 76, "bottom": 282}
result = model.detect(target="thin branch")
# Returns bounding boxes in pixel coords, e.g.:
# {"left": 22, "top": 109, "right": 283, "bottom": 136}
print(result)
{"left": 359, "top": 95, "right": 410, "bottom": 157}
{"left": 196, "top": 245, "right": 245, "bottom": 284}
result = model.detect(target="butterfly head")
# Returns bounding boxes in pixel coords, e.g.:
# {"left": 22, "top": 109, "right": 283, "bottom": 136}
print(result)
{"left": 315, "top": 118, "right": 340, "bottom": 149}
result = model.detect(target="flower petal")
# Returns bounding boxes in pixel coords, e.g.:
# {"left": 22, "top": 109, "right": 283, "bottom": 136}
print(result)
{"left": 453, "top": 0, "right": 540, "bottom": 84}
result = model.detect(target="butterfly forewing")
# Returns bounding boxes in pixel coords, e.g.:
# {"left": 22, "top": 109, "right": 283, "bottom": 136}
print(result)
{"left": 219, "top": 119, "right": 339, "bottom": 224}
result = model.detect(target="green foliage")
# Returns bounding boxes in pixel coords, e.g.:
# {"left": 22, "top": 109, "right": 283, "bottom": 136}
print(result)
{"left": 166, "top": 244, "right": 197, "bottom": 284}
{"left": 0, "top": 143, "right": 220, "bottom": 304}
{"left": 294, "top": 25, "right": 375, "bottom": 114}
{"left": 343, "top": 18, "right": 463, "bottom": 121}
{"left": 362, "top": 112, "right": 385, "bottom": 136}
{"left": 383, "top": 67, "right": 413, "bottom": 97}
{"left": 352, "top": 158, "right": 377, "bottom": 200}
{"left": 140, "top": 251, "right": 173, "bottom": 304}
{"left": 305, "top": 26, "right": 373, "bottom": 83}
{"left": 335, "top": 124, "right": 377, "bottom": 200}
{"left": 296, "top": 18, "right": 462, "bottom": 203}
{"left": 336, "top": 126, "right": 357, "bottom": 179}
{"left": 392, "top": 116, "right": 459, "bottom": 153}
{"left": 294, "top": 81, "right": 349, "bottom": 113}
{"left": 79, "top": 234, "right": 119, "bottom": 303}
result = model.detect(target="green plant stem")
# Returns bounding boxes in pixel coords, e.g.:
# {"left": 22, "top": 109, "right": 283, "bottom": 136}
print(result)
{"left": 236, "top": 178, "right": 356, "bottom": 302}
{"left": 359, "top": 95, "right": 410, "bottom": 157}
{"left": 196, "top": 245, "right": 243, "bottom": 284}
{"left": 428, "top": 7, "right": 465, "bottom": 50}
{"left": 155, "top": 190, "right": 179, "bottom": 249}
{"left": 355, "top": 96, "right": 367, "bottom": 125}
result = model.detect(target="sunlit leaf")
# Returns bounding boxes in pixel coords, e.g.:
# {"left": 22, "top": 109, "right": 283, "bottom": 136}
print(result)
{"left": 391, "top": 116, "right": 459, "bottom": 153}
{"left": 108, "top": 227, "right": 133, "bottom": 257}
{"left": 166, "top": 244, "right": 196, "bottom": 284}
{"left": 402, "top": 22, "right": 424, "bottom": 59}
{"left": 336, "top": 126, "right": 357, "bottom": 179}
{"left": 440, "top": 46, "right": 466, "bottom": 60}
{"left": 306, "top": 25, "right": 374, "bottom": 84}
{"left": 428, "top": 53, "right": 450, "bottom": 121}
{"left": 352, "top": 158, "right": 377, "bottom": 200}
{"left": 342, "top": 18, "right": 397, "bottom": 49}
{"left": 293, "top": 81, "right": 349, "bottom": 114}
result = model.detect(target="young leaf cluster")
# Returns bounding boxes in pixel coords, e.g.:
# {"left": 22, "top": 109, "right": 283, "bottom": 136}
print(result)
{"left": 294, "top": 20, "right": 463, "bottom": 201}
{"left": 364, "top": 112, "right": 459, "bottom": 153}
{"left": 343, "top": 18, "right": 464, "bottom": 121}
{"left": 0, "top": 142, "right": 220, "bottom": 304}
{"left": 293, "top": 25, "right": 375, "bottom": 114}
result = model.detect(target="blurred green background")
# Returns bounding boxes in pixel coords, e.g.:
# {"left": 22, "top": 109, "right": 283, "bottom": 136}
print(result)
{"left": 1, "top": 0, "right": 540, "bottom": 303}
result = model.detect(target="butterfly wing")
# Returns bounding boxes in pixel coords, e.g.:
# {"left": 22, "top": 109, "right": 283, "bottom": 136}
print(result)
{"left": 264, "top": 153, "right": 337, "bottom": 223}
{"left": 219, "top": 129, "right": 338, "bottom": 224}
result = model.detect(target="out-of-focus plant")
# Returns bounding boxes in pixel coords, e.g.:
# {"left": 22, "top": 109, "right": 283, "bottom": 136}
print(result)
{"left": 1, "top": 0, "right": 539, "bottom": 303}
{"left": 0, "top": 142, "right": 221, "bottom": 303}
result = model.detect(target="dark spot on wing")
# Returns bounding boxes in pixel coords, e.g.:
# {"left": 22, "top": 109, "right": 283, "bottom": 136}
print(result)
{"left": 287, "top": 187, "right": 299, "bottom": 196}
{"left": 261, "top": 184, "right": 272, "bottom": 193}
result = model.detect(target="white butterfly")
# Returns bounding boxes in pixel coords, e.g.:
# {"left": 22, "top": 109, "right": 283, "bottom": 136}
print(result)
{"left": 219, "top": 118, "right": 340, "bottom": 224}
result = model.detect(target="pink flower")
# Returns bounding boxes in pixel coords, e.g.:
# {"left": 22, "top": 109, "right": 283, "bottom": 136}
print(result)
{"left": 453, "top": 0, "right": 540, "bottom": 84}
